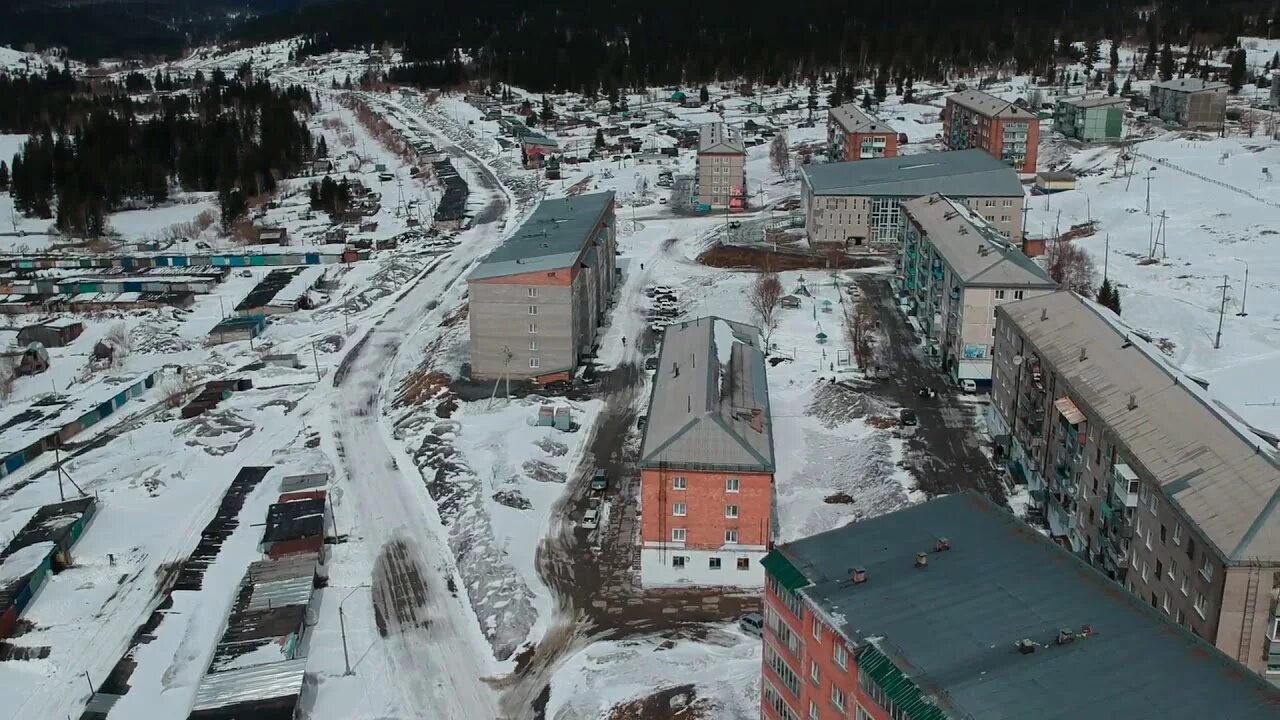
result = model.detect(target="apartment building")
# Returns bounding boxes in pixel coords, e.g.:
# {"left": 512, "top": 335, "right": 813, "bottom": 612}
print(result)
{"left": 638, "top": 317, "right": 773, "bottom": 587}
{"left": 1054, "top": 94, "right": 1126, "bottom": 141}
{"left": 990, "top": 290, "right": 1280, "bottom": 676}
{"left": 759, "top": 492, "right": 1280, "bottom": 720}
{"left": 897, "top": 194, "right": 1056, "bottom": 385}
{"left": 467, "top": 191, "right": 616, "bottom": 383}
{"left": 826, "top": 103, "right": 898, "bottom": 162}
{"left": 799, "top": 149, "right": 1024, "bottom": 253}
{"left": 695, "top": 123, "right": 746, "bottom": 208}
{"left": 942, "top": 88, "right": 1039, "bottom": 173}
{"left": 1150, "top": 78, "right": 1228, "bottom": 130}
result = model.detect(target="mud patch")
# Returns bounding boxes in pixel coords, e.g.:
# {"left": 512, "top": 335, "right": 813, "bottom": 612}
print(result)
{"left": 371, "top": 537, "right": 431, "bottom": 637}
{"left": 605, "top": 684, "right": 710, "bottom": 719}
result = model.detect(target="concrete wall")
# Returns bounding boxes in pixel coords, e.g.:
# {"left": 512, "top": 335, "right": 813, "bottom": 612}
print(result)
{"left": 469, "top": 277, "right": 574, "bottom": 379}
{"left": 639, "top": 546, "right": 765, "bottom": 587}
{"left": 697, "top": 152, "right": 746, "bottom": 207}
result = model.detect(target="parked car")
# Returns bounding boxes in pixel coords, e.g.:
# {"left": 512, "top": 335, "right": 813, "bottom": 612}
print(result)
{"left": 899, "top": 408, "right": 918, "bottom": 427}
{"left": 644, "top": 356, "right": 659, "bottom": 370}
{"left": 637, "top": 415, "right": 647, "bottom": 430}
{"left": 582, "top": 506, "right": 599, "bottom": 529}
{"left": 738, "top": 613, "right": 764, "bottom": 637}
{"left": 591, "top": 469, "right": 608, "bottom": 492}
{"left": 961, "top": 379, "right": 977, "bottom": 394}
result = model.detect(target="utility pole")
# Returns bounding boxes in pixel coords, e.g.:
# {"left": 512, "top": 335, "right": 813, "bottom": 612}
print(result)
{"left": 1102, "top": 233, "right": 1110, "bottom": 282}
{"left": 1214, "top": 275, "right": 1230, "bottom": 349}
{"left": 1235, "top": 258, "right": 1250, "bottom": 316}
{"left": 1145, "top": 166, "right": 1156, "bottom": 215}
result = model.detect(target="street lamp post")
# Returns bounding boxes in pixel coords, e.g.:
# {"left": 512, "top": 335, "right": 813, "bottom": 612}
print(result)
{"left": 1145, "top": 166, "right": 1157, "bottom": 215}
{"left": 1079, "top": 190, "right": 1091, "bottom": 224}
{"left": 339, "top": 585, "right": 370, "bottom": 676}
{"left": 1235, "top": 258, "right": 1250, "bottom": 316}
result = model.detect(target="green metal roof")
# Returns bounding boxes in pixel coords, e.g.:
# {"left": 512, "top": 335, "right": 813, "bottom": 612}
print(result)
{"left": 858, "top": 645, "right": 947, "bottom": 720}
{"left": 761, "top": 550, "right": 808, "bottom": 591}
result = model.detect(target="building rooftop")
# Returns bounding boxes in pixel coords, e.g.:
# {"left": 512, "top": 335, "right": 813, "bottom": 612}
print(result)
{"left": 800, "top": 150, "right": 1023, "bottom": 197}
{"left": 946, "top": 88, "right": 1037, "bottom": 119}
{"left": 1036, "top": 170, "right": 1076, "bottom": 182}
{"left": 639, "top": 317, "right": 773, "bottom": 472}
{"left": 767, "top": 492, "right": 1280, "bottom": 720}
{"left": 697, "top": 122, "right": 745, "bottom": 155}
{"left": 1059, "top": 94, "right": 1127, "bottom": 109}
{"left": 470, "top": 191, "right": 614, "bottom": 281}
{"left": 999, "top": 291, "right": 1280, "bottom": 563}
{"left": 1153, "top": 78, "right": 1229, "bottom": 93}
{"left": 828, "top": 103, "right": 891, "bottom": 135}
{"left": 902, "top": 195, "right": 1056, "bottom": 288}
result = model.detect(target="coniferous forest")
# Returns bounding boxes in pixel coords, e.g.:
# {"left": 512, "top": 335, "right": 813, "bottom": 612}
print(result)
{"left": 2, "top": 68, "right": 316, "bottom": 237}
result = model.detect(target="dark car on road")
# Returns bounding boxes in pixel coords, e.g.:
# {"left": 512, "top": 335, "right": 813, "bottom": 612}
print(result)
{"left": 899, "top": 408, "right": 918, "bottom": 427}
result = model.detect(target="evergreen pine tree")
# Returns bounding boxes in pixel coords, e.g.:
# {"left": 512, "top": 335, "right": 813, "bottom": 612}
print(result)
{"left": 1107, "top": 79, "right": 1118, "bottom": 96}
{"left": 903, "top": 77, "right": 915, "bottom": 103}
{"left": 860, "top": 89, "right": 873, "bottom": 110}
{"left": 1110, "top": 41, "right": 1120, "bottom": 73}
{"left": 317, "top": 136, "right": 328, "bottom": 158}
{"left": 874, "top": 72, "right": 887, "bottom": 103}
{"left": 1122, "top": 76, "right": 1132, "bottom": 95}
{"left": 1228, "top": 49, "right": 1246, "bottom": 92}
{"left": 699, "top": 85, "right": 709, "bottom": 104}
{"left": 1159, "top": 43, "right": 1175, "bottom": 82}
{"left": 1272, "top": 51, "right": 1280, "bottom": 69}
{"left": 0, "top": 161, "right": 7, "bottom": 192}
{"left": 594, "top": 128, "right": 605, "bottom": 149}
{"left": 894, "top": 76, "right": 904, "bottom": 96}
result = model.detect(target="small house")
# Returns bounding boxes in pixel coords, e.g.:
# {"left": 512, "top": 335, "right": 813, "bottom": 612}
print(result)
{"left": 17, "top": 319, "right": 84, "bottom": 348}
{"left": 780, "top": 295, "right": 802, "bottom": 309}
{"left": 257, "top": 227, "right": 289, "bottom": 246}
{"left": 0, "top": 343, "right": 50, "bottom": 376}
{"left": 311, "top": 159, "right": 334, "bottom": 174}
{"left": 1033, "top": 171, "right": 1076, "bottom": 194}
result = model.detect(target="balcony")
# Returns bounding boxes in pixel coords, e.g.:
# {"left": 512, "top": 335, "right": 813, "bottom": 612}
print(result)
{"left": 949, "top": 287, "right": 960, "bottom": 301}
{"left": 1110, "top": 462, "right": 1139, "bottom": 508}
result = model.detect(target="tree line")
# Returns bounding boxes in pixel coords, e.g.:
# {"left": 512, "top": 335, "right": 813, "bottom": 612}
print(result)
{"left": 6, "top": 70, "right": 316, "bottom": 237}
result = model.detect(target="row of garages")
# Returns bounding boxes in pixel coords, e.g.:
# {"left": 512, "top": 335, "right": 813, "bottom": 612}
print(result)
{"left": 0, "top": 250, "right": 363, "bottom": 272}
{"left": 0, "top": 497, "right": 97, "bottom": 639}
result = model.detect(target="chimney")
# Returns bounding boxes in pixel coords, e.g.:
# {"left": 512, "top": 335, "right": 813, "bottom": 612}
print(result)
{"left": 914, "top": 552, "right": 929, "bottom": 568}
{"left": 1016, "top": 639, "right": 1036, "bottom": 655}
{"left": 1127, "top": 393, "right": 1137, "bottom": 410}
{"left": 851, "top": 568, "right": 868, "bottom": 584}
{"left": 1056, "top": 629, "right": 1076, "bottom": 645}
{"left": 1040, "top": 308, "right": 1048, "bottom": 321}
{"left": 1079, "top": 624, "right": 1094, "bottom": 638}
{"left": 1079, "top": 346, "right": 1087, "bottom": 361}
{"left": 935, "top": 537, "right": 951, "bottom": 552}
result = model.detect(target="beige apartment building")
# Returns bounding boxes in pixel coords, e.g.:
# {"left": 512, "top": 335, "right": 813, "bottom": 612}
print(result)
{"left": 990, "top": 290, "right": 1280, "bottom": 677}
{"left": 467, "top": 191, "right": 616, "bottom": 383}
{"left": 800, "top": 149, "right": 1024, "bottom": 253}
{"left": 898, "top": 194, "right": 1056, "bottom": 385}
{"left": 695, "top": 123, "right": 745, "bottom": 208}
{"left": 1150, "top": 78, "right": 1228, "bottom": 130}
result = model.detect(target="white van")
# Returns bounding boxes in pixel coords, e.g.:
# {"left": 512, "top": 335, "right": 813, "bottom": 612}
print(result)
{"left": 582, "top": 507, "right": 599, "bottom": 529}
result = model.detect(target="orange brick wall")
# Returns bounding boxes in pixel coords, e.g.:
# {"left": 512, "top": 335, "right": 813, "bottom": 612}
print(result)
{"left": 840, "top": 131, "right": 899, "bottom": 161}
{"left": 639, "top": 468, "right": 772, "bottom": 547}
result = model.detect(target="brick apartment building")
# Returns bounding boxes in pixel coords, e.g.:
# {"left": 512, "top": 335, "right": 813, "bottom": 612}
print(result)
{"left": 826, "top": 103, "right": 898, "bottom": 162}
{"left": 942, "top": 88, "right": 1039, "bottom": 174}
{"left": 897, "top": 194, "right": 1056, "bottom": 386}
{"left": 989, "top": 290, "right": 1280, "bottom": 677}
{"left": 799, "top": 150, "right": 1024, "bottom": 253}
{"left": 695, "top": 123, "right": 746, "bottom": 209}
{"left": 638, "top": 317, "right": 773, "bottom": 587}
{"left": 467, "top": 191, "right": 616, "bottom": 383}
{"left": 759, "top": 492, "right": 1280, "bottom": 720}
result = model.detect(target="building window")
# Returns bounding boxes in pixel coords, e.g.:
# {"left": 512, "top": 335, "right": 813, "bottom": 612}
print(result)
{"left": 671, "top": 528, "right": 686, "bottom": 542}
{"left": 1014, "top": 290, "right": 1024, "bottom": 300}
{"left": 726, "top": 477, "right": 740, "bottom": 492}
{"left": 856, "top": 705, "right": 874, "bottom": 720}
{"left": 1148, "top": 492, "right": 1159, "bottom": 514}
{"left": 832, "top": 686, "right": 846, "bottom": 713}
{"left": 810, "top": 661, "right": 820, "bottom": 686}
{"left": 1168, "top": 560, "right": 1177, "bottom": 581}
{"left": 528, "top": 305, "right": 538, "bottom": 315}
{"left": 1145, "top": 528, "right": 1153, "bottom": 551}
{"left": 530, "top": 340, "right": 539, "bottom": 351}
{"left": 1162, "top": 592, "right": 1171, "bottom": 614}
{"left": 995, "top": 289, "right": 1005, "bottom": 299}
{"left": 1141, "top": 561, "right": 1150, "bottom": 582}
{"left": 833, "top": 643, "right": 848, "bottom": 670}
{"left": 725, "top": 504, "right": 739, "bottom": 519}
{"left": 1156, "top": 560, "right": 1163, "bottom": 578}
{"left": 1194, "top": 592, "right": 1208, "bottom": 619}
{"left": 1003, "top": 199, "right": 1013, "bottom": 207}
{"left": 673, "top": 476, "right": 687, "bottom": 490}
{"left": 768, "top": 574, "right": 805, "bottom": 618}
{"left": 813, "top": 618, "right": 823, "bottom": 641}
{"left": 672, "top": 502, "right": 687, "bottom": 517}
{"left": 529, "top": 358, "right": 540, "bottom": 369}
{"left": 672, "top": 555, "right": 687, "bottom": 569}
{"left": 765, "top": 646, "right": 801, "bottom": 697}
{"left": 709, "top": 557, "right": 721, "bottom": 569}
{"left": 1172, "top": 523, "right": 1183, "bottom": 546}
{"left": 527, "top": 287, "right": 538, "bottom": 298}
{"left": 763, "top": 683, "right": 801, "bottom": 720}
{"left": 1160, "top": 524, "right": 1167, "bottom": 544}
{"left": 1180, "top": 574, "right": 1190, "bottom": 596}
{"left": 725, "top": 529, "right": 739, "bottom": 544}
{"left": 529, "top": 323, "right": 538, "bottom": 334}
{"left": 737, "top": 557, "right": 750, "bottom": 570}
{"left": 809, "top": 701, "right": 819, "bottom": 720}
{"left": 1199, "top": 556, "right": 1214, "bottom": 581}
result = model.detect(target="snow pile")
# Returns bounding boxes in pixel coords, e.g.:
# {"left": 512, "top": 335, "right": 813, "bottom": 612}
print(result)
{"left": 0, "top": 541, "right": 54, "bottom": 586}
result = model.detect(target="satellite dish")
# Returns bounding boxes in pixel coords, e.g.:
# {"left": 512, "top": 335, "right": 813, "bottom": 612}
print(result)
{"left": 1013, "top": 354, "right": 1024, "bottom": 366}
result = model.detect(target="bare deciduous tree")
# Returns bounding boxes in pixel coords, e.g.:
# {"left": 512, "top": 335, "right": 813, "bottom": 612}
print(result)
{"left": 0, "top": 358, "right": 14, "bottom": 404}
{"left": 749, "top": 269, "right": 784, "bottom": 350}
{"left": 850, "top": 311, "right": 876, "bottom": 370}
{"left": 769, "top": 131, "right": 791, "bottom": 179}
{"left": 1044, "top": 237, "right": 1096, "bottom": 297}
{"left": 103, "top": 322, "right": 133, "bottom": 367}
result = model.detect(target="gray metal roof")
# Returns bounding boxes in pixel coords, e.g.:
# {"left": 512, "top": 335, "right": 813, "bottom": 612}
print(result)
{"left": 776, "top": 492, "right": 1280, "bottom": 720}
{"left": 639, "top": 317, "right": 773, "bottom": 472}
{"left": 828, "top": 103, "right": 891, "bottom": 134}
{"left": 1058, "top": 94, "right": 1126, "bottom": 109}
{"left": 190, "top": 658, "right": 308, "bottom": 712}
{"left": 800, "top": 150, "right": 1023, "bottom": 197}
{"left": 1000, "top": 291, "right": 1280, "bottom": 562}
{"left": 1152, "top": 78, "right": 1229, "bottom": 93}
{"left": 698, "top": 123, "right": 745, "bottom": 154}
{"left": 469, "top": 191, "right": 614, "bottom": 281}
{"left": 946, "top": 88, "right": 1037, "bottom": 119}
{"left": 903, "top": 195, "right": 1056, "bottom": 288}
